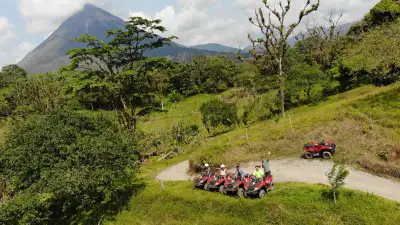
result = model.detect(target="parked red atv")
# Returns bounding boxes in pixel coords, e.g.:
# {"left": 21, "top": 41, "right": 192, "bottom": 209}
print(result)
{"left": 243, "top": 175, "right": 274, "bottom": 198}
{"left": 303, "top": 140, "right": 336, "bottom": 159}
{"left": 193, "top": 173, "right": 213, "bottom": 189}
{"left": 222, "top": 174, "right": 252, "bottom": 197}
{"left": 205, "top": 170, "right": 231, "bottom": 194}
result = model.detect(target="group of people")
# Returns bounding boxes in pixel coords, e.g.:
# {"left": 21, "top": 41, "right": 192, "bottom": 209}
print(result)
{"left": 203, "top": 157, "right": 271, "bottom": 180}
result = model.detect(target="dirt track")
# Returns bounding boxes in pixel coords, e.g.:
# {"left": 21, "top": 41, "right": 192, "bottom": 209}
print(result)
{"left": 156, "top": 159, "right": 400, "bottom": 202}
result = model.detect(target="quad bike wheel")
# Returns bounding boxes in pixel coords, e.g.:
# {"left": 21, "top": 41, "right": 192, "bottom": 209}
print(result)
{"left": 204, "top": 183, "right": 209, "bottom": 191}
{"left": 304, "top": 152, "right": 313, "bottom": 159}
{"left": 322, "top": 151, "right": 332, "bottom": 159}
{"left": 237, "top": 188, "right": 244, "bottom": 198}
{"left": 219, "top": 185, "right": 225, "bottom": 194}
{"left": 259, "top": 189, "right": 267, "bottom": 199}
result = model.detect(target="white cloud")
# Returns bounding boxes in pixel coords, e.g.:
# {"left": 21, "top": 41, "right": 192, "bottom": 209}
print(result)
{"left": 15, "top": 42, "right": 35, "bottom": 63}
{"left": 43, "top": 32, "right": 52, "bottom": 40}
{"left": 126, "top": 0, "right": 379, "bottom": 47}
{"left": 128, "top": 10, "right": 149, "bottom": 19}
{"left": 0, "top": 17, "right": 16, "bottom": 46}
{"left": 17, "top": 0, "right": 123, "bottom": 34}
{"left": 16, "top": 0, "right": 380, "bottom": 48}
{"left": 0, "top": 41, "right": 35, "bottom": 70}
{"left": 236, "top": 0, "right": 380, "bottom": 30}
{"left": 127, "top": 0, "right": 254, "bottom": 47}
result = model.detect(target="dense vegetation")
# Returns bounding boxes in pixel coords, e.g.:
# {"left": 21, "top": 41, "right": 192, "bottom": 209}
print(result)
{"left": 0, "top": 111, "right": 140, "bottom": 224}
{"left": 0, "top": 0, "right": 399, "bottom": 224}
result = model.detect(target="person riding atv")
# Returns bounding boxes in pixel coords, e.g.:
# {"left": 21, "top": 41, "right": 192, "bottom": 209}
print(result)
{"left": 205, "top": 165, "right": 230, "bottom": 193}
{"left": 244, "top": 174, "right": 274, "bottom": 198}
{"left": 193, "top": 163, "right": 213, "bottom": 189}
{"left": 253, "top": 165, "right": 264, "bottom": 181}
{"left": 235, "top": 164, "right": 245, "bottom": 180}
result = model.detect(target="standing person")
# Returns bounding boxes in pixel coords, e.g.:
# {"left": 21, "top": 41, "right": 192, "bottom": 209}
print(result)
{"left": 204, "top": 163, "right": 211, "bottom": 177}
{"left": 253, "top": 165, "right": 264, "bottom": 181}
{"left": 235, "top": 165, "right": 245, "bottom": 180}
{"left": 261, "top": 153, "right": 271, "bottom": 177}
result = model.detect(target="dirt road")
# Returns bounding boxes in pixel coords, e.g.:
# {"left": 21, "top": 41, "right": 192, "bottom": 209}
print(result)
{"left": 156, "top": 159, "right": 400, "bottom": 202}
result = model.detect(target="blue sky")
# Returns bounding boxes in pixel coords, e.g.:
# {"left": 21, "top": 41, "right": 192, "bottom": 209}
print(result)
{"left": 0, "top": 0, "right": 380, "bottom": 69}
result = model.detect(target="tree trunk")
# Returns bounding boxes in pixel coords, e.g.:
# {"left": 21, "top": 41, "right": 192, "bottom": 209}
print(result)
{"left": 278, "top": 57, "right": 286, "bottom": 118}
{"left": 333, "top": 188, "right": 337, "bottom": 204}
{"left": 307, "top": 86, "right": 312, "bottom": 103}
{"left": 161, "top": 100, "right": 164, "bottom": 111}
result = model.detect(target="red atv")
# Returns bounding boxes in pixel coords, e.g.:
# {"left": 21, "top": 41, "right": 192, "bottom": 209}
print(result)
{"left": 222, "top": 174, "right": 252, "bottom": 197}
{"left": 243, "top": 175, "right": 274, "bottom": 199}
{"left": 205, "top": 170, "right": 231, "bottom": 194}
{"left": 303, "top": 140, "right": 336, "bottom": 159}
{"left": 193, "top": 173, "right": 213, "bottom": 189}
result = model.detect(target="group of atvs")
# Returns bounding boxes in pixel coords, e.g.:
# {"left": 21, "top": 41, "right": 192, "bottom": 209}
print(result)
{"left": 192, "top": 140, "right": 337, "bottom": 199}
{"left": 193, "top": 168, "right": 274, "bottom": 199}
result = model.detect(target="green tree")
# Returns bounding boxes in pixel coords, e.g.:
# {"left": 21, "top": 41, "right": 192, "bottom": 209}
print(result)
{"left": 66, "top": 17, "right": 177, "bottom": 73}
{"left": 340, "top": 20, "right": 400, "bottom": 88}
{"left": 295, "top": 12, "right": 344, "bottom": 75}
{"left": 12, "top": 73, "right": 67, "bottom": 117}
{"left": 65, "top": 17, "right": 177, "bottom": 130}
{"left": 248, "top": 0, "right": 320, "bottom": 118}
{"left": 0, "top": 64, "right": 27, "bottom": 88}
{"left": 348, "top": 0, "right": 400, "bottom": 36}
{"left": 0, "top": 111, "right": 140, "bottom": 224}
{"left": 169, "top": 63, "right": 199, "bottom": 97}
{"left": 286, "top": 63, "right": 326, "bottom": 103}
{"left": 200, "top": 99, "right": 238, "bottom": 134}
{"left": 326, "top": 164, "right": 350, "bottom": 204}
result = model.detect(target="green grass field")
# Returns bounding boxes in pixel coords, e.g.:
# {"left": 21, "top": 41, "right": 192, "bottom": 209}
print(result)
{"left": 138, "top": 83, "right": 400, "bottom": 178}
{"left": 105, "top": 181, "right": 400, "bottom": 225}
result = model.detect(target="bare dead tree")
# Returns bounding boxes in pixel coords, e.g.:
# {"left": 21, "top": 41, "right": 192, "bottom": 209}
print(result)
{"left": 248, "top": 0, "right": 320, "bottom": 118}
{"left": 176, "top": 51, "right": 193, "bottom": 63}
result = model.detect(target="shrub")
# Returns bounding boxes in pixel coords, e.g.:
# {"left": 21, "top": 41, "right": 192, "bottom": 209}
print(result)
{"left": 326, "top": 164, "right": 350, "bottom": 204}
{"left": 0, "top": 110, "right": 141, "bottom": 224}
{"left": 168, "top": 90, "right": 184, "bottom": 103}
{"left": 199, "top": 99, "right": 238, "bottom": 134}
{"left": 189, "top": 145, "right": 225, "bottom": 173}
{"left": 171, "top": 122, "right": 199, "bottom": 145}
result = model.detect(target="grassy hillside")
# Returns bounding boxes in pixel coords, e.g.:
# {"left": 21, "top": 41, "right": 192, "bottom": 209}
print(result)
{"left": 106, "top": 181, "right": 400, "bottom": 225}
{"left": 140, "top": 83, "right": 400, "bottom": 178}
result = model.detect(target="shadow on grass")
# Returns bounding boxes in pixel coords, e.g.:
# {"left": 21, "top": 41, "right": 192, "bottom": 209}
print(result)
{"left": 206, "top": 129, "right": 232, "bottom": 138}
{"left": 72, "top": 179, "right": 147, "bottom": 225}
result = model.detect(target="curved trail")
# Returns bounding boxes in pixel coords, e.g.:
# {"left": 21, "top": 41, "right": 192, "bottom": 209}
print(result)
{"left": 156, "top": 159, "right": 400, "bottom": 202}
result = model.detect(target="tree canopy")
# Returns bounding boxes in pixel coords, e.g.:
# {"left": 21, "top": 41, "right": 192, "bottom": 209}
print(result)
{"left": 0, "top": 110, "right": 140, "bottom": 224}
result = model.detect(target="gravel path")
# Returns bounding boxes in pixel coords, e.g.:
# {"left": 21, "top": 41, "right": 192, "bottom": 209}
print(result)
{"left": 156, "top": 159, "right": 400, "bottom": 202}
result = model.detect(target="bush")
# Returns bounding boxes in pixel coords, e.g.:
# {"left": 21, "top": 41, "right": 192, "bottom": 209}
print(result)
{"left": 0, "top": 110, "right": 141, "bottom": 224}
{"left": 199, "top": 99, "right": 238, "bottom": 134}
{"left": 168, "top": 90, "right": 184, "bottom": 103}
{"left": 171, "top": 122, "right": 199, "bottom": 145}
{"left": 189, "top": 145, "right": 225, "bottom": 173}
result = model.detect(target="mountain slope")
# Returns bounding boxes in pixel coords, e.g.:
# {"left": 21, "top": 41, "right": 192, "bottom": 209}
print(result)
{"left": 18, "top": 4, "right": 125, "bottom": 74}
{"left": 17, "top": 4, "right": 222, "bottom": 74}
{"left": 189, "top": 43, "right": 240, "bottom": 53}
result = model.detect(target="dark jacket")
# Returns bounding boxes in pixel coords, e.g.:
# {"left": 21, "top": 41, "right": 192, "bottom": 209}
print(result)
{"left": 235, "top": 168, "right": 244, "bottom": 178}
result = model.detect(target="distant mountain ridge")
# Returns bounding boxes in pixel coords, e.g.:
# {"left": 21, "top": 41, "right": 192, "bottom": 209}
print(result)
{"left": 189, "top": 43, "right": 240, "bottom": 53}
{"left": 17, "top": 4, "right": 225, "bottom": 74}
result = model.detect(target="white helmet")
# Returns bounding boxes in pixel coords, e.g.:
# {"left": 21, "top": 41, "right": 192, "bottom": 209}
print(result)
{"left": 205, "top": 163, "right": 209, "bottom": 167}
{"left": 221, "top": 164, "right": 225, "bottom": 168}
